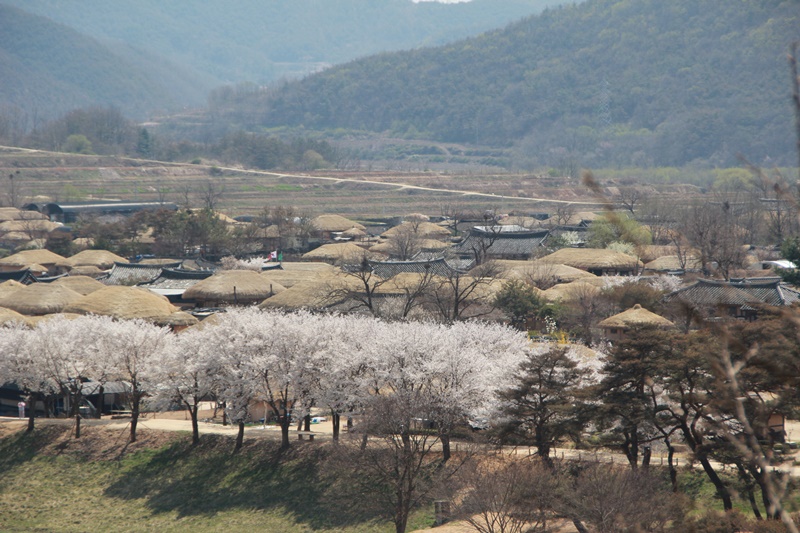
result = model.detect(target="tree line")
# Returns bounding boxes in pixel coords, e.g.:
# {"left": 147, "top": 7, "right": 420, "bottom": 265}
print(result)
{"left": 3, "top": 307, "right": 800, "bottom": 531}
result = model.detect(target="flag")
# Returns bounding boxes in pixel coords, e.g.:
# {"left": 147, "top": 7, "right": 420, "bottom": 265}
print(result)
{"left": 278, "top": 252, "right": 283, "bottom": 262}
{"left": 269, "top": 250, "right": 277, "bottom": 260}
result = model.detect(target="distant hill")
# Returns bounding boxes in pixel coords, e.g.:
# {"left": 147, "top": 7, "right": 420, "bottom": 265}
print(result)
{"left": 213, "top": 0, "right": 800, "bottom": 168}
{"left": 2, "top": 0, "right": 568, "bottom": 86}
{"left": 0, "top": 5, "right": 211, "bottom": 125}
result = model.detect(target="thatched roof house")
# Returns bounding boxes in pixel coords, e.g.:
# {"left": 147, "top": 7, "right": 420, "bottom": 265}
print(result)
{"left": 258, "top": 277, "right": 358, "bottom": 312}
{"left": 491, "top": 260, "right": 596, "bottom": 288}
{"left": 0, "top": 279, "right": 24, "bottom": 299}
{"left": 0, "top": 208, "right": 47, "bottom": 222}
{"left": 0, "top": 306, "right": 31, "bottom": 327}
{"left": 302, "top": 243, "right": 376, "bottom": 264}
{"left": 182, "top": 270, "right": 286, "bottom": 306}
{"left": 644, "top": 255, "right": 702, "bottom": 273}
{"left": 64, "top": 286, "right": 179, "bottom": 321}
{"left": 51, "top": 275, "right": 106, "bottom": 295}
{"left": 598, "top": 304, "right": 675, "bottom": 341}
{"left": 538, "top": 248, "right": 643, "bottom": 276}
{"left": 66, "top": 250, "right": 127, "bottom": 270}
{"left": 541, "top": 280, "right": 602, "bottom": 302}
{"left": 153, "top": 311, "right": 199, "bottom": 332}
{"left": 262, "top": 263, "right": 339, "bottom": 288}
{"left": 381, "top": 221, "right": 451, "bottom": 239}
{"left": 0, "top": 219, "right": 60, "bottom": 235}
{"left": 0, "top": 283, "right": 84, "bottom": 315}
{"left": 311, "top": 214, "right": 366, "bottom": 240}
{"left": 0, "top": 249, "right": 69, "bottom": 274}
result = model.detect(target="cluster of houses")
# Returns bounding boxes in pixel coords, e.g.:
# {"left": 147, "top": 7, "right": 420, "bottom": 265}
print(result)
{"left": 1, "top": 205, "right": 798, "bottom": 430}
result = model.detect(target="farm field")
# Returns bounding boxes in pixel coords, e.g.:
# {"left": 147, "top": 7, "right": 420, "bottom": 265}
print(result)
{"left": 0, "top": 147, "right": 698, "bottom": 220}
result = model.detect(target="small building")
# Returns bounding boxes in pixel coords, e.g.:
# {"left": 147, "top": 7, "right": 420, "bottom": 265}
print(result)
{"left": 663, "top": 278, "right": 800, "bottom": 323}
{"left": 453, "top": 225, "right": 550, "bottom": 261}
{"left": 23, "top": 201, "right": 179, "bottom": 224}
{"left": 598, "top": 304, "right": 676, "bottom": 342}
{"left": 537, "top": 248, "right": 643, "bottom": 276}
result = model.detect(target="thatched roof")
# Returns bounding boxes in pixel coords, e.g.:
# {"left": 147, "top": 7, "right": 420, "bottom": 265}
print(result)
{"left": 258, "top": 273, "right": 364, "bottom": 311}
{"left": 51, "top": 275, "right": 106, "bottom": 295}
{"left": 0, "top": 283, "right": 84, "bottom": 315}
{"left": 262, "top": 267, "right": 339, "bottom": 288}
{"left": 0, "top": 249, "right": 68, "bottom": 267}
{"left": 153, "top": 311, "right": 199, "bottom": 327}
{"left": 538, "top": 248, "right": 643, "bottom": 271}
{"left": 67, "top": 265, "right": 105, "bottom": 277}
{"left": 66, "top": 249, "right": 127, "bottom": 269}
{"left": 183, "top": 270, "right": 286, "bottom": 304}
{"left": 381, "top": 221, "right": 451, "bottom": 239}
{"left": 598, "top": 304, "right": 675, "bottom": 329}
{"left": 492, "top": 260, "right": 596, "bottom": 284}
{"left": 302, "top": 243, "right": 374, "bottom": 263}
{"left": 0, "top": 306, "right": 31, "bottom": 326}
{"left": 26, "top": 313, "right": 83, "bottom": 327}
{"left": 341, "top": 227, "right": 367, "bottom": 238}
{"left": 0, "top": 231, "right": 33, "bottom": 243}
{"left": 0, "top": 219, "right": 60, "bottom": 234}
{"left": 0, "top": 208, "right": 47, "bottom": 222}
{"left": 638, "top": 245, "right": 678, "bottom": 263}
{"left": 64, "top": 286, "right": 179, "bottom": 320}
{"left": 0, "top": 279, "right": 24, "bottom": 299}
{"left": 311, "top": 214, "right": 366, "bottom": 232}
{"left": 541, "top": 280, "right": 602, "bottom": 302}
{"left": 644, "top": 255, "right": 702, "bottom": 272}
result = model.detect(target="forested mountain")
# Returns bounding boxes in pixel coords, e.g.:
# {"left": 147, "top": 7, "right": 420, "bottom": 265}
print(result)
{"left": 2, "top": 0, "right": 566, "bottom": 87}
{"left": 214, "top": 0, "right": 799, "bottom": 168}
{"left": 0, "top": 5, "right": 210, "bottom": 129}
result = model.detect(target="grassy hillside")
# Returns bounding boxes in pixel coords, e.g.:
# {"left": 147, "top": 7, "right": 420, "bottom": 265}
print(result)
{"left": 2, "top": 0, "right": 568, "bottom": 87}
{"left": 0, "top": 5, "right": 211, "bottom": 125}
{"left": 0, "top": 425, "right": 431, "bottom": 533}
{"left": 220, "top": 0, "right": 799, "bottom": 168}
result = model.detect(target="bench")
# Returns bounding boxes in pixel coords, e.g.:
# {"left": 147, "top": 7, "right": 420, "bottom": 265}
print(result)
{"left": 110, "top": 410, "right": 132, "bottom": 419}
{"left": 296, "top": 430, "right": 318, "bottom": 441}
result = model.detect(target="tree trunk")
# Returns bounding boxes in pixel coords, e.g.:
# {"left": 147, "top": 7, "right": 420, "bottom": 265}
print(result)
{"left": 304, "top": 414, "right": 311, "bottom": 432}
{"left": 26, "top": 393, "right": 35, "bottom": 433}
{"left": 699, "top": 455, "right": 733, "bottom": 511}
{"left": 130, "top": 394, "right": 140, "bottom": 443}
{"left": 572, "top": 518, "right": 590, "bottom": 533}
{"left": 441, "top": 433, "right": 451, "bottom": 463}
{"left": 347, "top": 416, "right": 353, "bottom": 431}
{"left": 332, "top": 411, "right": 340, "bottom": 441}
{"left": 736, "top": 462, "right": 762, "bottom": 520}
{"left": 97, "top": 385, "right": 105, "bottom": 418}
{"left": 280, "top": 413, "right": 291, "bottom": 450}
{"left": 666, "top": 439, "right": 678, "bottom": 493}
{"left": 234, "top": 421, "right": 245, "bottom": 452}
{"left": 642, "top": 445, "right": 651, "bottom": 469}
{"left": 189, "top": 403, "right": 200, "bottom": 446}
{"left": 75, "top": 412, "right": 81, "bottom": 439}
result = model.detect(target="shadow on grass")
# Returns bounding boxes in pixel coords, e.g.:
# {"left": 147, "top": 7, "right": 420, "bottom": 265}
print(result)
{"left": 103, "top": 435, "right": 376, "bottom": 530}
{"left": 0, "top": 426, "right": 69, "bottom": 490}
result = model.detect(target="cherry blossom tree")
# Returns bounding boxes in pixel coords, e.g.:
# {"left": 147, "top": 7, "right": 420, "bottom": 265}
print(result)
{"left": 30, "top": 315, "right": 103, "bottom": 438}
{"left": 94, "top": 316, "right": 171, "bottom": 443}
{"left": 156, "top": 327, "right": 221, "bottom": 445}
{"left": 0, "top": 323, "right": 57, "bottom": 432}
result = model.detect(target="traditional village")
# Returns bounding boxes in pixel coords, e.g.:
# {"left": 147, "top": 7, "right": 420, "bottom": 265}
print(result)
{"left": 1, "top": 0, "right": 800, "bottom": 532}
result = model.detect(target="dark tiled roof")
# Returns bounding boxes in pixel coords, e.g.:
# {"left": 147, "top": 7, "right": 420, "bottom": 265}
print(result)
{"left": 138, "top": 268, "right": 214, "bottom": 290}
{"left": 367, "top": 257, "right": 464, "bottom": 278}
{"left": 0, "top": 269, "right": 37, "bottom": 284}
{"left": 453, "top": 228, "right": 550, "bottom": 258}
{"left": 665, "top": 278, "right": 800, "bottom": 307}
{"left": 102, "top": 262, "right": 176, "bottom": 285}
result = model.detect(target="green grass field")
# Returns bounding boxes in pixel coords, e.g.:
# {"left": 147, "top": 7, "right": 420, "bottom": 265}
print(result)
{"left": 0, "top": 426, "right": 433, "bottom": 533}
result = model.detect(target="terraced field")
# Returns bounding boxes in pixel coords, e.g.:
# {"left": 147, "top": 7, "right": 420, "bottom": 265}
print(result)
{"left": 0, "top": 147, "right": 654, "bottom": 219}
